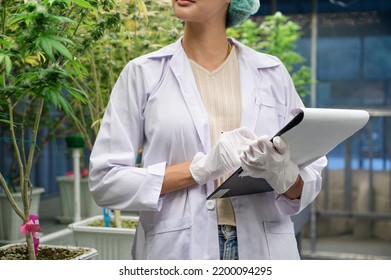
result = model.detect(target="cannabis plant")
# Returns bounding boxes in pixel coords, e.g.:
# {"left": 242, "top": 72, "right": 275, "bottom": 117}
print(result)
{"left": 0, "top": 0, "right": 145, "bottom": 259}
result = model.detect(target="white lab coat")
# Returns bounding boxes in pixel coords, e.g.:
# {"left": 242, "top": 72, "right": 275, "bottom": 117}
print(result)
{"left": 89, "top": 38, "right": 327, "bottom": 260}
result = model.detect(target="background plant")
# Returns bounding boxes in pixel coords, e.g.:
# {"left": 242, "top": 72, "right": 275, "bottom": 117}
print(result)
{"left": 69, "top": 0, "right": 183, "bottom": 151}
{"left": 227, "top": 12, "right": 312, "bottom": 101}
{"left": 63, "top": 0, "right": 183, "bottom": 228}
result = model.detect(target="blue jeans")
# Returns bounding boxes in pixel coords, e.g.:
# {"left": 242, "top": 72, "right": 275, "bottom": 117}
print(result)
{"left": 218, "top": 225, "right": 239, "bottom": 260}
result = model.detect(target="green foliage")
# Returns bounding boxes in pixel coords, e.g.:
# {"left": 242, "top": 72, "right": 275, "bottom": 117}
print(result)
{"left": 68, "top": 0, "right": 183, "bottom": 150}
{"left": 227, "top": 12, "right": 313, "bottom": 99}
{"left": 0, "top": 0, "right": 152, "bottom": 259}
{"left": 0, "top": 0, "right": 183, "bottom": 186}
{"left": 0, "top": 0, "right": 91, "bottom": 114}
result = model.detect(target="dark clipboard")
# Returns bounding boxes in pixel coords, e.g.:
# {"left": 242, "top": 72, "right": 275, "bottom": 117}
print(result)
{"left": 206, "top": 111, "right": 304, "bottom": 200}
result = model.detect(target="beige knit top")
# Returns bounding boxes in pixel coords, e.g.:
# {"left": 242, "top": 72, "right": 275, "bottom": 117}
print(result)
{"left": 189, "top": 45, "right": 241, "bottom": 226}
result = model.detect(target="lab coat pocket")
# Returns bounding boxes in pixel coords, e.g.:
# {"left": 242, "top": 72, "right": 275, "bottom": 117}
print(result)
{"left": 146, "top": 216, "right": 191, "bottom": 260}
{"left": 255, "top": 95, "right": 287, "bottom": 136}
{"left": 263, "top": 221, "right": 300, "bottom": 260}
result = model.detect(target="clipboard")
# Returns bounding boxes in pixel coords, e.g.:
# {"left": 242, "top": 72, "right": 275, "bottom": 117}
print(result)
{"left": 207, "top": 107, "right": 370, "bottom": 200}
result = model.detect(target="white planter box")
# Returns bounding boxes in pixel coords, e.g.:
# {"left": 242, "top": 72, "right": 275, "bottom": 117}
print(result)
{"left": 0, "top": 187, "right": 44, "bottom": 243}
{"left": 0, "top": 243, "right": 98, "bottom": 260}
{"left": 56, "top": 176, "right": 102, "bottom": 223}
{"left": 69, "top": 215, "right": 138, "bottom": 260}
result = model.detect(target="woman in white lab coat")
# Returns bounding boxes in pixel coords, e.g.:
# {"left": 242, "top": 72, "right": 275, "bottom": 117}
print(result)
{"left": 89, "top": 0, "right": 327, "bottom": 260}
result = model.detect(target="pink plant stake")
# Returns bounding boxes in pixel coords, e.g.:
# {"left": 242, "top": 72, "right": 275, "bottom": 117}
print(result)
{"left": 20, "top": 214, "right": 42, "bottom": 258}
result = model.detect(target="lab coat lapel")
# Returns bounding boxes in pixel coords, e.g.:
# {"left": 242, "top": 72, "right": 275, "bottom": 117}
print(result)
{"left": 238, "top": 48, "right": 260, "bottom": 132}
{"left": 234, "top": 40, "right": 282, "bottom": 132}
{"left": 170, "top": 47, "right": 211, "bottom": 152}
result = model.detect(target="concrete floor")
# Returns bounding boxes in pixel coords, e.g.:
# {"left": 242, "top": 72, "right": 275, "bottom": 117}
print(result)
{"left": 300, "top": 235, "right": 391, "bottom": 260}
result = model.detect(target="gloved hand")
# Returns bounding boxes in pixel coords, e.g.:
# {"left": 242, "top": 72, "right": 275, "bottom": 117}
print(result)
{"left": 190, "top": 127, "right": 256, "bottom": 185}
{"left": 240, "top": 135, "right": 299, "bottom": 194}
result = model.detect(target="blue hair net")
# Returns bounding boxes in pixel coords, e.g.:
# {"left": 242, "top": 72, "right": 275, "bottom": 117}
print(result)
{"left": 227, "top": 0, "right": 260, "bottom": 27}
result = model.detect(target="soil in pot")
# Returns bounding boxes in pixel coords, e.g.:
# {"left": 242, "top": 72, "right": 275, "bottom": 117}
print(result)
{"left": 87, "top": 219, "right": 138, "bottom": 228}
{"left": 0, "top": 244, "right": 92, "bottom": 260}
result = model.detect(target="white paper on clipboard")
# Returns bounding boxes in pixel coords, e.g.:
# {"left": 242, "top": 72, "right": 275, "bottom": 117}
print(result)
{"left": 207, "top": 107, "right": 370, "bottom": 200}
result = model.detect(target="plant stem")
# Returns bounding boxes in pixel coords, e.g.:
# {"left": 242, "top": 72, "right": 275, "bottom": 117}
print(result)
{"left": 22, "top": 98, "right": 44, "bottom": 260}
{"left": 23, "top": 98, "right": 44, "bottom": 216}
{"left": 114, "top": 210, "right": 122, "bottom": 228}
{"left": 7, "top": 98, "right": 25, "bottom": 219}
{"left": 90, "top": 51, "right": 104, "bottom": 112}
{"left": 70, "top": 106, "right": 92, "bottom": 150}
{"left": 1, "top": 0, "right": 6, "bottom": 36}
{"left": 0, "top": 172, "right": 24, "bottom": 218}
{"left": 26, "top": 232, "right": 35, "bottom": 260}
{"left": 21, "top": 99, "right": 28, "bottom": 167}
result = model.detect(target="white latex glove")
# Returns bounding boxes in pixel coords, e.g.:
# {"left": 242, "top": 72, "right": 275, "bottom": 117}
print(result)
{"left": 240, "top": 135, "right": 299, "bottom": 194}
{"left": 190, "top": 127, "right": 256, "bottom": 185}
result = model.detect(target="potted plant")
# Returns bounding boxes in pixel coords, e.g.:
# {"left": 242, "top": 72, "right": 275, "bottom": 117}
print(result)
{"left": 0, "top": 0, "right": 132, "bottom": 259}
{"left": 69, "top": 213, "right": 139, "bottom": 260}
{"left": 0, "top": 243, "right": 97, "bottom": 260}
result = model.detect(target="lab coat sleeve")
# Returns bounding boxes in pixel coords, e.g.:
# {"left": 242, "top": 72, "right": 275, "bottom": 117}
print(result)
{"left": 273, "top": 62, "right": 328, "bottom": 215}
{"left": 88, "top": 61, "right": 165, "bottom": 211}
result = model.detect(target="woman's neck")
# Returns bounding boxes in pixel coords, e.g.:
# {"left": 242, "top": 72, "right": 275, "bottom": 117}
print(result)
{"left": 182, "top": 24, "right": 230, "bottom": 71}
